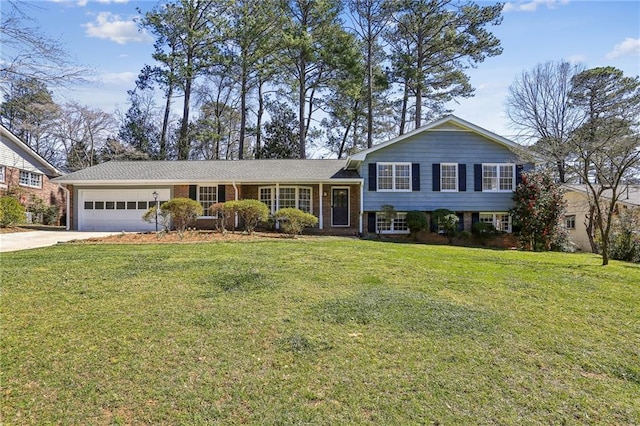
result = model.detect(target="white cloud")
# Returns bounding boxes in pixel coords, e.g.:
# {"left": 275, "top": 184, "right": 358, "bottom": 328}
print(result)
{"left": 565, "top": 54, "right": 586, "bottom": 64}
{"left": 49, "top": 0, "right": 128, "bottom": 5}
{"left": 606, "top": 38, "right": 640, "bottom": 59}
{"left": 503, "top": 0, "right": 570, "bottom": 13}
{"left": 83, "top": 12, "right": 152, "bottom": 44}
{"left": 97, "top": 71, "right": 138, "bottom": 86}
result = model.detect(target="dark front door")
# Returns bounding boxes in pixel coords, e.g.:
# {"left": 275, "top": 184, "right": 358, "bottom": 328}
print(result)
{"left": 332, "top": 188, "right": 349, "bottom": 227}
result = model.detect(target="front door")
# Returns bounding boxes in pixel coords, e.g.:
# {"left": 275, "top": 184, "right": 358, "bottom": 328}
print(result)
{"left": 331, "top": 188, "right": 349, "bottom": 227}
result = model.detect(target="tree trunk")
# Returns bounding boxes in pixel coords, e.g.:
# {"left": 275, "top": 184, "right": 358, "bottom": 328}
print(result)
{"left": 238, "top": 59, "right": 248, "bottom": 160}
{"left": 366, "top": 32, "right": 373, "bottom": 149}
{"left": 399, "top": 80, "right": 409, "bottom": 136}
{"left": 298, "top": 59, "right": 306, "bottom": 159}
{"left": 160, "top": 82, "right": 173, "bottom": 160}
{"left": 179, "top": 72, "right": 192, "bottom": 160}
{"left": 255, "top": 80, "right": 264, "bottom": 158}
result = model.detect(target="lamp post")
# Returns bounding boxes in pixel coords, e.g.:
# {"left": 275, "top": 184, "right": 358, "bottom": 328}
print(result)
{"left": 152, "top": 191, "right": 158, "bottom": 232}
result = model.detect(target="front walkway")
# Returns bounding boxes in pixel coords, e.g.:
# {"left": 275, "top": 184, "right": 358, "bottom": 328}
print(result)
{"left": 0, "top": 230, "right": 123, "bottom": 252}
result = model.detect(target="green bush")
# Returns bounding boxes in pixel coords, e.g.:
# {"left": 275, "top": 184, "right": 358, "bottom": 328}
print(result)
{"left": 0, "top": 196, "right": 25, "bottom": 227}
{"left": 274, "top": 208, "right": 318, "bottom": 235}
{"left": 432, "top": 209, "right": 458, "bottom": 243}
{"left": 608, "top": 209, "right": 640, "bottom": 263}
{"left": 406, "top": 211, "right": 427, "bottom": 239}
{"left": 157, "top": 198, "right": 203, "bottom": 235}
{"left": 472, "top": 221, "right": 497, "bottom": 245}
{"left": 224, "top": 199, "right": 270, "bottom": 234}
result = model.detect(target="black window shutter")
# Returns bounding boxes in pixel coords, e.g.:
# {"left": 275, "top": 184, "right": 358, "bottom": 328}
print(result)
{"left": 457, "top": 213, "right": 464, "bottom": 232}
{"left": 367, "top": 212, "right": 376, "bottom": 233}
{"left": 472, "top": 212, "right": 480, "bottom": 225}
{"left": 474, "top": 164, "right": 482, "bottom": 191}
{"left": 218, "top": 185, "right": 226, "bottom": 203}
{"left": 189, "top": 185, "right": 197, "bottom": 200}
{"left": 368, "top": 163, "right": 377, "bottom": 191}
{"left": 432, "top": 164, "right": 441, "bottom": 191}
{"left": 412, "top": 163, "right": 420, "bottom": 191}
{"left": 458, "top": 164, "right": 467, "bottom": 192}
{"left": 515, "top": 164, "right": 524, "bottom": 187}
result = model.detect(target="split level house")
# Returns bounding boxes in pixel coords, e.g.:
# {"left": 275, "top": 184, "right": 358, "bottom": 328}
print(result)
{"left": 52, "top": 115, "right": 534, "bottom": 234}
{"left": 0, "top": 124, "right": 66, "bottom": 224}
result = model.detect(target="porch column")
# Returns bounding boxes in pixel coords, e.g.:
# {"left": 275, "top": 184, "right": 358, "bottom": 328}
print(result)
{"left": 319, "top": 182, "right": 323, "bottom": 230}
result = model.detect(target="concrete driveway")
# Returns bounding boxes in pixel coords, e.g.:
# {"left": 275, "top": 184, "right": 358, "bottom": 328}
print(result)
{"left": 0, "top": 230, "right": 123, "bottom": 252}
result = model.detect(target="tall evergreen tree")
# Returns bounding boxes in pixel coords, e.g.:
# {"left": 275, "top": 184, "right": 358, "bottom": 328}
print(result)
{"left": 142, "top": 0, "right": 226, "bottom": 160}
{"left": 385, "top": 0, "right": 503, "bottom": 133}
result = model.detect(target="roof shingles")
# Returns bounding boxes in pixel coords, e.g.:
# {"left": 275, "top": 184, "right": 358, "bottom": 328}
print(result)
{"left": 52, "top": 159, "right": 359, "bottom": 183}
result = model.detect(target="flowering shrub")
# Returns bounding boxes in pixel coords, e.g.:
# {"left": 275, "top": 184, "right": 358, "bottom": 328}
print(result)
{"left": 511, "top": 169, "right": 566, "bottom": 251}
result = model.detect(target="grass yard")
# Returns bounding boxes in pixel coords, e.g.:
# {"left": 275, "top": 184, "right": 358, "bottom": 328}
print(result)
{"left": 1, "top": 238, "right": 639, "bottom": 424}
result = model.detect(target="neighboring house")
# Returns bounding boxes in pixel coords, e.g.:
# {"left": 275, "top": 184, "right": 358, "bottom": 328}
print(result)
{"left": 345, "top": 115, "right": 533, "bottom": 234}
{"left": 563, "top": 184, "right": 640, "bottom": 251}
{"left": 53, "top": 115, "right": 533, "bottom": 234}
{"left": 0, "top": 124, "right": 66, "bottom": 224}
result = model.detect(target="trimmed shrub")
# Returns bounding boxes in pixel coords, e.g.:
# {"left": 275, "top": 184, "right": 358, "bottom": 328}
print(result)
{"left": 432, "top": 209, "right": 458, "bottom": 243}
{"left": 472, "top": 221, "right": 497, "bottom": 245}
{"left": 158, "top": 198, "right": 203, "bottom": 235}
{"left": 0, "top": 196, "right": 25, "bottom": 227}
{"left": 406, "top": 210, "right": 427, "bottom": 239}
{"left": 142, "top": 205, "right": 171, "bottom": 232}
{"left": 209, "top": 202, "right": 228, "bottom": 231}
{"left": 274, "top": 208, "right": 318, "bottom": 235}
{"left": 224, "top": 199, "right": 270, "bottom": 234}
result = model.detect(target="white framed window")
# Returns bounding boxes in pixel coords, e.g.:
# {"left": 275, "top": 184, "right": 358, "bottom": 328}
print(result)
{"left": 565, "top": 215, "right": 576, "bottom": 230}
{"left": 19, "top": 170, "right": 42, "bottom": 188}
{"left": 259, "top": 186, "right": 313, "bottom": 214}
{"left": 376, "top": 212, "right": 409, "bottom": 234}
{"left": 482, "top": 164, "right": 514, "bottom": 192}
{"left": 0, "top": 165, "right": 5, "bottom": 183}
{"left": 479, "top": 212, "right": 512, "bottom": 233}
{"left": 377, "top": 163, "right": 411, "bottom": 192}
{"left": 198, "top": 186, "right": 217, "bottom": 217}
{"left": 441, "top": 163, "right": 458, "bottom": 192}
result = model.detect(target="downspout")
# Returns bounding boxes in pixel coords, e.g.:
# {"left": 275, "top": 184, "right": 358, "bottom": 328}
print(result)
{"left": 359, "top": 179, "right": 364, "bottom": 235}
{"left": 59, "top": 184, "right": 70, "bottom": 230}
{"left": 232, "top": 181, "right": 239, "bottom": 229}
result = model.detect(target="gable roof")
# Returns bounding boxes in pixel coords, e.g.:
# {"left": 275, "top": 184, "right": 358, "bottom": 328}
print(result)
{"left": 0, "top": 124, "right": 62, "bottom": 176}
{"left": 346, "top": 115, "right": 523, "bottom": 167}
{"left": 563, "top": 184, "right": 640, "bottom": 207}
{"left": 52, "top": 159, "right": 360, "bottom": 185}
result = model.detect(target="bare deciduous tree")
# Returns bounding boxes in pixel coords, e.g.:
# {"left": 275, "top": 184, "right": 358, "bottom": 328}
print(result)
{"left": 506, "top": 60, "right": 584, "bottom": 183}
{"left": 0, "top": 1, "right": 88, "bottom": 92}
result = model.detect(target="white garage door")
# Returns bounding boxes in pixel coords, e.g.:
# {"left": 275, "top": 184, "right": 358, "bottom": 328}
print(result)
{"left": 78, "top": 189, "right": 171, "bottom": 231}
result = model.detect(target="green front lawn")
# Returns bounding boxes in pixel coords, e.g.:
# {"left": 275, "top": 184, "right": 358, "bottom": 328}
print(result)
{"left": 2, "top": 239, "right": 639, "bottom": 424}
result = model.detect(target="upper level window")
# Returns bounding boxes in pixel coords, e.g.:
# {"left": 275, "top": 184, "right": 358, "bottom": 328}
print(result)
{"left": 19, "top": 170, "right": 42, "bottom": 188}
{"left": 440, "top": 163, "right": 458, "bottom": 192}
{"left": 377, "top": 163, "right": 411, "bottom": 192}
{"left": 482, "top": 164, "right": 514, "bottom": 192}
{"left": 198, "top": 186, "right": 217, "bottom": 217}
{"left": 0, "top": 165, "right": 5, "bottom": 183}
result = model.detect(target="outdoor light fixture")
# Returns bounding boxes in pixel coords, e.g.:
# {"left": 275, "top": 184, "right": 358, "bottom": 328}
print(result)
{"left": 152, "top": 191, "right": 158, "bottom": 232}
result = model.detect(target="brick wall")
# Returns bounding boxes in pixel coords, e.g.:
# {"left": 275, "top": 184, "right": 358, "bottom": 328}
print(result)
{"left": 0, "top": 166, "right": 66, "bottom": 225}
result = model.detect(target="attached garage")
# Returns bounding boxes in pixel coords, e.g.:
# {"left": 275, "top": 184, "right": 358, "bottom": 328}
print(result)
{"left": 78, "top": 188, "right": 170, "bottom": 231}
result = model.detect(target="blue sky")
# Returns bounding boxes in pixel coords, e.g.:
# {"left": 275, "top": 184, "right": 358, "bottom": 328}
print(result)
{"left": 22, "top": 0, "right": 640, "bottom": 143}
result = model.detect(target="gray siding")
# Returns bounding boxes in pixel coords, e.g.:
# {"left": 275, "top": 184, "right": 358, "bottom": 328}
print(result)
{"left": 362, "top": 130, "right": 533, "bottom": 212}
